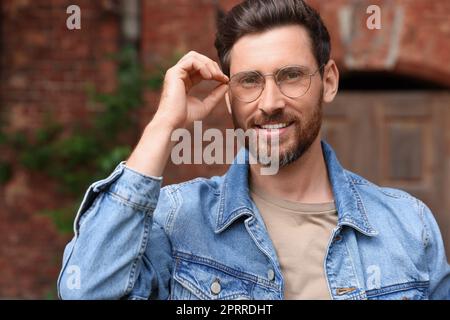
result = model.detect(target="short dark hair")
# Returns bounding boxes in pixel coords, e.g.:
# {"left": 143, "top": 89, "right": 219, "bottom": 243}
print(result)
{"left": 214, "top": 0, "right": 331, "bottom": 77}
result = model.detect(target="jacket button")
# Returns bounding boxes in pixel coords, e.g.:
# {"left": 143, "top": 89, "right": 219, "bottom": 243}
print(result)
{"left": 210, "top": 279, "right": 221, "bottom": 295}
{"left": 267, "top": 269, "right": 275, "bottom": 281}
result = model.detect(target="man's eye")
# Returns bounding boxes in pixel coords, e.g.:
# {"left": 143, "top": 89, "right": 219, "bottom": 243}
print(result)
{"left": 240, "top": 76, "right": 259, "bottom": 86}
{"left": 280, "top": 70, "right": 303, "bottom": 81}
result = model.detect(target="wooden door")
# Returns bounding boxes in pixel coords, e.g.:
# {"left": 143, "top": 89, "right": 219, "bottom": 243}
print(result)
{"left": 323, "top": 92, "right": 450, "bottom": 260}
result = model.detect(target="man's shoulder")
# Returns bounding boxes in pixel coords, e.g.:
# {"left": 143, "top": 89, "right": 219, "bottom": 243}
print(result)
{"left": 343, "top": 169, "right": 428, "bottom": 229}
{"left": 158, "top": 176, "right": 224, "bottom": 212}
{"left": 344, "top": 169, "right": 419, "bottom": 203}
{"left": 161, "top": 174, "right": 224, "bottom": 196}
{"left": 153, "top": 174, "right": 225, "bottom": 226}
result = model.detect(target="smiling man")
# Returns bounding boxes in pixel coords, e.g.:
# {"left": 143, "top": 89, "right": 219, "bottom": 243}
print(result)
{"left": 58, "top": 0, "right": 450, "bottom": 300}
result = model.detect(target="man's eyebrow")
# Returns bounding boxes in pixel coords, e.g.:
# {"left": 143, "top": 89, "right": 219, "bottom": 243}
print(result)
{"left": 234, "top": 64, "right": 310, "bottom": 75}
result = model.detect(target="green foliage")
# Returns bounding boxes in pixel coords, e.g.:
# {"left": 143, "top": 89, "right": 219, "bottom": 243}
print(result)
{"left": 0, "top": 160, "right": 12, "bottom": 184}
{"left": 39, "top": 204, "right": 79, "bottom": 235}
{"left": 44, "top": 289, "right": 58, "bottom": 301}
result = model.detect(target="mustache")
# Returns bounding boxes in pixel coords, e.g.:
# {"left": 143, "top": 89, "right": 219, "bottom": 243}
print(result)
{"left": 250, "top": 112, "right": 299, "bottom": 127}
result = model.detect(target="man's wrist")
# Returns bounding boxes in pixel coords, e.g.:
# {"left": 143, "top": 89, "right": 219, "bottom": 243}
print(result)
{"left": 126, "top": 116, "right": 176, "bottom": 177}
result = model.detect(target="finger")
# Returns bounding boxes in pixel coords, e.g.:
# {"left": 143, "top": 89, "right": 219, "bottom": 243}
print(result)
{"left": 177, "top": 54, "right": 229, "bottom": 92}
{"left": 188, "top": 57, "right": 226, "bottom": 84}
{"left": 196, "top": 57, "right": 229, "bottom": 83}
{"left": 213, "top": 61, "right": 229, "bottom": 82}
{"left": 182, "top": 57, "right": 227, "bottom": 90}
{"left": 177, "top": 57, "right": 213, "bottom": 89}
{"left": 205, "top": 61, "right": 227, "bottom": 83}
{"left": 184, "top": 52, "right": 228, "bottom": 83}
{"left": 202, "top": 83, "right": 229, "bottom": 113}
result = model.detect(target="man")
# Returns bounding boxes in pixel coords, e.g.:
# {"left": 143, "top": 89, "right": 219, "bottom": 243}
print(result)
{"left": 58, "top": 0, "right": 450, "bottom": 300}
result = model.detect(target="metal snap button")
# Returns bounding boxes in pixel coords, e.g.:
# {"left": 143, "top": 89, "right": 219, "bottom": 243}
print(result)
{"left": 267, "top": 269, "right": 275, "bottom": 281}
{"left": 210, "top": 279, "right": 221, "bottom": 295}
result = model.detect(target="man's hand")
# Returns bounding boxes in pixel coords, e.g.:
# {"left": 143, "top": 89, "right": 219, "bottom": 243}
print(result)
{"left": 154, "top": 50, "right": 229, "bottom": 130}
{"left": 126, "top": 51, "right": 229, "bottom": 177}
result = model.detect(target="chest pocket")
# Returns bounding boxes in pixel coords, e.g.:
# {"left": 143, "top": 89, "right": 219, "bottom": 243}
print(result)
{"left": 366, "top": 281, "right": 429, "bottom": 300}
{"left": 171, "top": 257, "right": 254, "bottom": 300}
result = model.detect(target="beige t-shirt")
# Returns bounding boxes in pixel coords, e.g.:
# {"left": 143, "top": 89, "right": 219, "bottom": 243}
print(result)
{"left": 250, "top": 184, "right": 338, "bottom": 300}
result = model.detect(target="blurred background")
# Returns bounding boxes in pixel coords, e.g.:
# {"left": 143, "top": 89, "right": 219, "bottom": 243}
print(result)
{"left": 0, "top": 0, "right": 449, "bottom": 299}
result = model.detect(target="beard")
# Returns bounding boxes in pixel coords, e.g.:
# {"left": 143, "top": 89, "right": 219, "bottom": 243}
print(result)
{"left": 231, "top": 88, "right": 323, "bottom": 168}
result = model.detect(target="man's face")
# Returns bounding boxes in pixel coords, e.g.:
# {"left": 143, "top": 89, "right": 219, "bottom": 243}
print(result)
{"left": 228, "top": 25, "right": 324, "bottom": 167}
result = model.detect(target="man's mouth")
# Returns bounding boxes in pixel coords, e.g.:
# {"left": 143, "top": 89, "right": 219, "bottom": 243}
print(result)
{"left": 256, "top": 122, "right": 292, "bottom": 130}
{"left": 254, "top": 121, "right": 294, "bottom": 137}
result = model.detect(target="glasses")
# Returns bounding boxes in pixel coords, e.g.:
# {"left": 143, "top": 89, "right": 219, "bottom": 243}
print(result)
{"left": 228, "top": 65, "right": 324, "bottom": 103}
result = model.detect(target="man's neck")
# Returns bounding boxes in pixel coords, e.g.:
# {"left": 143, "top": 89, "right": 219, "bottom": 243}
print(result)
{"left": 249, "top": 137, "right": 334, "bottom": 203}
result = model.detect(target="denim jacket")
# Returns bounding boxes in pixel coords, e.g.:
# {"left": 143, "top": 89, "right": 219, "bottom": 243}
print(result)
{"left": 57, "top": 141, "right": 450, "bottom": 300}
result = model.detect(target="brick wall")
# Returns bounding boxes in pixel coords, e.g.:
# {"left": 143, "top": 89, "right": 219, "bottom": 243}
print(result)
{"left": 0, "top": 0, "right": 120, "bottom": 298}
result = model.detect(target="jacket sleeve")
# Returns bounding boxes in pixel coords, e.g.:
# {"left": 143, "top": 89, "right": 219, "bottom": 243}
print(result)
{"left": 421, "top": 201, "right": 450, "bottom": 300}
{"left": 57, "top": 161, "right": 174, "bottom": 300}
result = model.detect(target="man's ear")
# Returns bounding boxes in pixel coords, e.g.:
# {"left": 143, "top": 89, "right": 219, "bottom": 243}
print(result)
{"left": 225, "top": 91, "right": 232, "bottom": 114}
{"left": 322, "top": 59, "right": 339, "bottom": 104}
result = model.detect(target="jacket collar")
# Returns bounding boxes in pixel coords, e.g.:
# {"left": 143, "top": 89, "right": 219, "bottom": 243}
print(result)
{"left": 215, "top": 148, "right": 254, "bottom": 233}
{"left": 214, "top": 141, "right": 378, "bottom": 236}
{"left": 321, "top": 141, "right": 378, "bottom": 236}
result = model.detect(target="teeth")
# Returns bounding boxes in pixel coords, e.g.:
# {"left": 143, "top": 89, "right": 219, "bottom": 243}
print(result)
{"left": 260, "top": 123, "right": 289, "bottom": 130}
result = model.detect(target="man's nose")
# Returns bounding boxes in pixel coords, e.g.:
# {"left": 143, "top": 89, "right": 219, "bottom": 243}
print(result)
{"left": 257, "top": 77, "right": 286, "bottom": 114}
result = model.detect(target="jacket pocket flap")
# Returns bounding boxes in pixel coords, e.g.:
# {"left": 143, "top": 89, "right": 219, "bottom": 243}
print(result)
{"left": 366, "top": 281, "right": 429, "bottom": 300}
{"left": 173, "top": 257, "right": 253, "bottom": 300}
